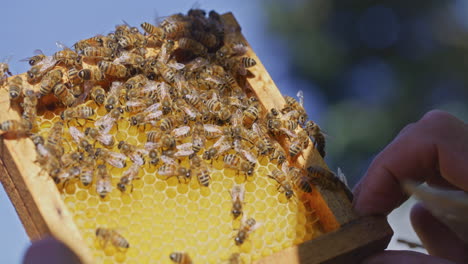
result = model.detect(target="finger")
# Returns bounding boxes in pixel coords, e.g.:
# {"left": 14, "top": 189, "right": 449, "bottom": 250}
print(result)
{"left": 353, "top": 110, "right": 468, "bottom": 216}
{"left": 362, "top": 250, "right": 456, "bottom": 264}
{"left": 23, "top": 237, "right": 80, "bottom": 264}
{"left": 411, "top": 203, "right": 468, "bottom": 263}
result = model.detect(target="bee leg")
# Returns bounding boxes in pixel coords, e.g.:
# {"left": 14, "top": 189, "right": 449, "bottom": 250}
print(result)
{"left": 130, "top": 183, "right": 134, "bottom": 193}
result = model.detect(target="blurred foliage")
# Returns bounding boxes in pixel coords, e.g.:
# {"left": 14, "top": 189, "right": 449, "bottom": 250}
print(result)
{"left": 265, "top": 0, "right": 468, "bottom": 186}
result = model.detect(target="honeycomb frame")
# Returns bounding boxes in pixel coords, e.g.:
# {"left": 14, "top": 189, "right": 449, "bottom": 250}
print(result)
{"left": 0, "top": 12, "right": 392, "bottom": 264}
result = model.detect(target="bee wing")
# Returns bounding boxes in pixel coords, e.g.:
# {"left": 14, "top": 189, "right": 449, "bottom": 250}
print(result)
{"left": 203, "top": 124, "right": 222, "bottom": 134}
{"left": 281, "top": 110, "right": 298, "bottom": 121}
{"left": 143, "top": 102, "right": 161, "bottom": 113}
{"left": 56, "top": 41, "right": 70, "bottom": 50}
{"left": 97, "top": 133, "right": 114, "bottom": 146}
{"left": 174, "top": 149, "right": 194, "bottom": 157}
{"left": 167, "top": 61, "right": 185, "bottom": 70}
{"left": 232, "top": 43, "right": 248, "bottom": 56}
{"left": 161, "top": 155, "right": 176, "bottom": 165}
{"left": 69, "top": 126, "right": 85, "bottom": 144}
{"left": 36, "top": 144, "right": 50, "bottom": 157}
{"left": 142, "top": 81, "right": 159, "bottom": 92}
{"left": 33, "top": 49, "right": 45, "bottom": 55}
{"left": 109, "top": 81, "right": 123, "bottom": 94}
{"left": 213, "top": 135, "right": 226, "bottom": 148}
{"left": 250, "top": 221, "right": 262, "bottom": 233}
{"left": 144, "top": 142, "right": 159, "bottom": 150}
{"left": 239, "top": 149, "right": 257, "bottom": 164}
{"left": 172, "top": 126, "right": 190, "bottom": 137}
{"left": 281, "top": 163, "right": 289, "bottom": 175}
{"left": 280, "top": 128, "right": 297, "bottom": 138}
{"left": 95, "top": 114, "right": 114, "bottom": 134}
{"left": 113, "top": 51, "right": 130, "bottom": 64}
{"left": 218, "top": 142, "right": 232, "bottom": 155}
{"left": 337, "top": 167, "right": 349, "bottom": 188}
{"left": 296, "top": 90, "right": 304, "bottom": 106}
{"left": 176, "top": 142, "right": 193, "bottom": 151}
{"left": 205, "top": 76, "right": 225, "bottom": 84}
{"left": 107, "top": 151, "right": 127, "bottom": 168}
{"left": 129, "top": 153, "right": 145, "bottom": 166}
{"left": 36, "top": 56, "right": 57, "bottom": 70}
{"left": 185, "top": 57, "right": 208, "bottom": 72}
{"left": 145, "top": 110, "right": 163, "bottom": 121}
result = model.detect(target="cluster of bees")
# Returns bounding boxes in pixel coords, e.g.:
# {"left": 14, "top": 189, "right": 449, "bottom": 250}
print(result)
{"left": 0, "top": 9, "right": 341, "bottom": 263}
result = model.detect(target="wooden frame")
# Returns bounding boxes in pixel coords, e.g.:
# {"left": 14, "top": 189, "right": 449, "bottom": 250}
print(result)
{"left": 0, "top": 12, "right": 392, "bottom": 263}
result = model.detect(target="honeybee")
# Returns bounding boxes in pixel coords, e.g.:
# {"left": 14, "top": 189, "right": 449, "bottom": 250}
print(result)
{"left": 96, "top": 228, "right": 130, "bottom": 249}
{"left": 227, "top": 253, "right": 243, "bottom": 264}
{"left": 74, "top": 35, "right": 105, "bottom": 53}
{"left": 55, "top": 166, "right": 81, "bottom": 187}
{"left": 155, "top": 61, "right": 176, "bottom": 83}
{"left": 53, "top": 42, "right": 81, "bottom": 66}
{"left": 160, "top": 116, "right": 184, "bottom": 131}
{"left": 94, "top": 147, "right": 127, "bottom": 168}
{"left": 7, "top": 76, "right": 23, "bottom": 102}
{"left": 268, "top": 167, "right": 294, "bottom": 199}
{"left": 129, "top": 103, "right": 163, "bottom": 127}
{"left": 233, "top": 140, "right": 257, "bottom": 166}
{"left": 44, "top": 121, "right": 64, "bottom": 156}
{"left": 21, "top": 90, "right": 38, "bottom": 126}
{"left": 306, "top": 166, "right": 343, "bottom": 191}
{"left": 98, "top": 61, "right": 127, "bottom": 78}
{"left": 247, "top": 123, "right": 273, "bottom": 156}
{"left": 31, "top": 134, "right": 51, "bottom": 163}
{"left": 157, "top": 40, "right": 176, "bottom": 64}
{"left": 79, "top": 157, "right": 95, "bottom": 186}
{"left": 288, "top": 130, "right": 309, "bottom": 158}
{"left": 95, "top": 164, "right": 112, "bottom": 198}
{"left": 289, "top": 166, "right": 313, "bottom": 193}
{"left": 78, "top": 67, "right": 104, "bottom": 81}
{"left": 105, "top": 81, "right": 123, "bottom": 112}
{"left": 282, "top": 90, "right": 308, "bottom": 125}
{"left": 171, "top": 125, "right": 190, "bottom": 139}
{"left": 178, "top": 37, "right": 207, "bottom": 56}
{"left": 266, "top": 118, "right": 298, "bottom": 138}
{"left": 169, "top": 252, "right": 192, "bottom": 264}
{"left": 162, "top": 18, "right": 190, "bottom": 40}
{"left": 117, "top": 31, "right": 146, "bottom": 50}
{"left": 148, "top": 149, "right": 160, "bottom": 166}
{"left": 157, "top": 163, "right": 191, "bottom": 183}
{"left": 117, "top": 163, "right": 140, "bottom": 192}
{"left": 20, "top": 50, "right": 46, "bottom": 66}
{"left": 141, "top": 22, "right": 165, "bottom": 37}
{"left": 216, "top": 42, "right": 248, "bottom": 59}
{"left": 0, "top": 57, "right": 12, "bottom": 84}
{"left": 225, "top": 56, "right": 257, "bottom": 76}
{"left": 190, "top": 155, "right": 210, "bottom": 187}
{"left": 60, "top": 151, "right": 83, "bottom": 167}
{"left": 60, "top": 106, "right": 95, "bottom": 124}
{"left": 113, "top": 51, "right": 144, "bottom": 68}
{"left": 84, "top": 127, "right": 114, "bottom": 147}
{"left": 53, "top": 83, "right": 76, "bottom": 107}
{"left": 304, "top": 120, "right": 326, "bottom": 158}
{"left": 234, "top": 217, "right": 259, "bottom": 245}
{"left": 124, "top": 74, "right": 147, "bottom": 90}
{"left": 242, "top": 101, "right": 260, "bottom": 128}
{"left": 118, "top": 141, "right": 147, "bottom": 166}
{"left": 223, "top": 153, "right": 255, "bottom": 177}
{"left": 230, "top": 184, "right": 245, "bottom": 218}
{"left": 0, "top": 119, "right": 32, "bottom": 136}
{"left": 191, "top": 122, "right": 206, "bottom": 153}
{"left": 95, "top": 107, "right": 124, "bottom": 134}
{"left": 270, "top": 141, "right": 287, "bottom": 165}
{"left": 40, "top": 69, "right": 63, "bottom": 96}
{"left": 192, "top": 30, "right": 219, "bottom": 49}
{"left": 174, "top": 98, "right": 199, "bottom": 121}
{"left": 90, "top": 85, "right": 105, "bottom": 105}
{"left": 202, "top": 136, "right": 231, "bottom": 161}
{"left": 82, "top": 46, "right": 114, "bottom": 59}
{"left": 26, "top": 56, "right": 57, "bottom": 83}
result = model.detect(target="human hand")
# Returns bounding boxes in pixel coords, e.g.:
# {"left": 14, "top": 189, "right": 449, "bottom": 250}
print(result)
{"left": 23, "top": 237, "right": 80, "bottom": 264}
{"left": 352, "top": 110, "right": 468, "bottom": 264}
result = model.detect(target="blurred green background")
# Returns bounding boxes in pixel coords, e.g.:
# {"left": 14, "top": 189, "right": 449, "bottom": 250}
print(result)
{"left": 265, "top": 0, "right": 468, "bottom": 186}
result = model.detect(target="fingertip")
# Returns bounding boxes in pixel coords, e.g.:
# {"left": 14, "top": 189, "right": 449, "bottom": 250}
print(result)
{"left": 23, "top": 237, "right": 80, "bottom": 264}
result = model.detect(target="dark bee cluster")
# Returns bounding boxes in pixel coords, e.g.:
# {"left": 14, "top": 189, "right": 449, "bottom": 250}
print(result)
{"left": 0, "top": 8, "right": 336, "bottom": 263}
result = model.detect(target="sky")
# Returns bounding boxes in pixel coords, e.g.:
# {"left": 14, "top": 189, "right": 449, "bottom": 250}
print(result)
{"left": 0, "top": 0, "right": 425, "bottom": 262}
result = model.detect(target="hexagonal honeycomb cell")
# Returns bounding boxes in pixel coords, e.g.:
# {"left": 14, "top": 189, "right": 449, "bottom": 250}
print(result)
{"left": 1, "top": 10, "right": 336, "bottom": 264}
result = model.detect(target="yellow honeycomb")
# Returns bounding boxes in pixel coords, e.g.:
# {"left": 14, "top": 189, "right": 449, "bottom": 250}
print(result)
{"left": 35, "top": 106, "right": 323, "bottom": 264}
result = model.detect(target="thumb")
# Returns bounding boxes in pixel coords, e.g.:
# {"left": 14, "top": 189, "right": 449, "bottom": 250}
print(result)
{"left": 411, "top": 202, "right": 468, "bottom": 263}
{"left": 362, "top": 250, "right": 456, "bottom": 264}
